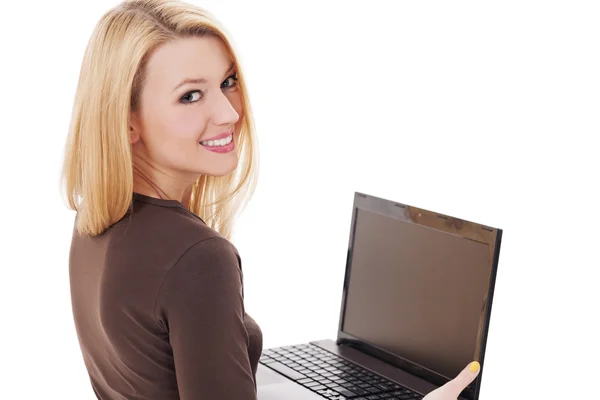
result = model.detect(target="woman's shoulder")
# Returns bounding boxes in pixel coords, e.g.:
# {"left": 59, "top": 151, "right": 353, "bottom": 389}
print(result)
{"left": 121, "top": 196, "right": 219, "bottom": 240}
{"left": 102, "top": 198, "right": 236, "bottom": 273}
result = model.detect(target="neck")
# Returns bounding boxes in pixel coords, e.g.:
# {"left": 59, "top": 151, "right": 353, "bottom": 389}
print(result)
{"left": 132, "top": 163, "right": 196, "bottom": 207}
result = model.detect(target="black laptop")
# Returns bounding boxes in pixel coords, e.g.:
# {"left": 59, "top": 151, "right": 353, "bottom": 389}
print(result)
{"left": 257, "top": 191, "right": 503, "bottom": 400}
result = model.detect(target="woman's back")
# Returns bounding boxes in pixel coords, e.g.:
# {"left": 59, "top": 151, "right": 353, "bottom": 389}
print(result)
{"left": 62, "top": 0, "right": 262, "bottom": 397}
{"left": 69, "top": 193, "right": 262, "bottom": 399}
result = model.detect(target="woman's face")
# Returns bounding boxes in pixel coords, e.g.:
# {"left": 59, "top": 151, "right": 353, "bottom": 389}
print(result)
{"left": 130, "top": 36, "right": 243, "bottom": 186}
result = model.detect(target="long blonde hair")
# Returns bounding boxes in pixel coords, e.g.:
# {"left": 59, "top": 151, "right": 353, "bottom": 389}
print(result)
{"left": 61, "top": 0, "right": 259, "bottom": 240}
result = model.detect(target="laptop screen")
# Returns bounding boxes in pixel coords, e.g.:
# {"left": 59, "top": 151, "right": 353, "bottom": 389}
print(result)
{"left": 340, "top": 201, "right": 497, "bottom": 391}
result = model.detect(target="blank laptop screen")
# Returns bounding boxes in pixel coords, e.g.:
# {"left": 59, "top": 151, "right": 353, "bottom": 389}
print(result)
{"left": 341, "top": 208, "right": 492, "bottom": 380}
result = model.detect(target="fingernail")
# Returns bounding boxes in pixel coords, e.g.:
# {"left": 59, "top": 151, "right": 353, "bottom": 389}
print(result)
{"left": 469, "top": 361, "right": 480, "bottom": 372}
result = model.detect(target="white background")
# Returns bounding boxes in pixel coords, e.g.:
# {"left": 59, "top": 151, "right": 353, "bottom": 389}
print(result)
{"left": 1, "top": 0, "right": 599, "bottom": 399}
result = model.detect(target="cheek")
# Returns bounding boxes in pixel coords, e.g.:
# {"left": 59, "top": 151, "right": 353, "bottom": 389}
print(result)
{"left": 169, "top": 111, "right": 208, "bottom": 141}
{"left": 141, "top": 106, "right": 208, "bottom": 158}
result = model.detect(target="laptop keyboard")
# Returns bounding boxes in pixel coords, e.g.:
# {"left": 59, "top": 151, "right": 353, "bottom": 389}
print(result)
{"left": 259, "top": 343, "right": 423, "bottom": 399}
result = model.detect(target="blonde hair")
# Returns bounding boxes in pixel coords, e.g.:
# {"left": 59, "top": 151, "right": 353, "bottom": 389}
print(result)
{"left": 61, "top": 0, "right": 259, "bottom": 240}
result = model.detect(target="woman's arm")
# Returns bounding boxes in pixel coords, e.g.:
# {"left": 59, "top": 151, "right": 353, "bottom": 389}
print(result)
{"left": 155, "top": 237, "right": 257, "bottom": 400}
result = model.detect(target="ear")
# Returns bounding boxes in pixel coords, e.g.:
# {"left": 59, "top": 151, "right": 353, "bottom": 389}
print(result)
{"left": 129, "top": 111, "right": 141, "bottom": 145}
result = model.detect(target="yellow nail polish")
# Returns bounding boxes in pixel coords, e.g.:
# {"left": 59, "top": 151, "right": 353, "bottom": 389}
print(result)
{"left": 469, "top": 361, "right": 480, "bottom": 372}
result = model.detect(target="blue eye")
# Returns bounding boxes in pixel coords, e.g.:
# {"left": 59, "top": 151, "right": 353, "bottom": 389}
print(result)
{"left": 181, "top": 90, "right": 202, "bottom": 104}
{"left": 221, "top": 74, "right": 239, "bottom": 89}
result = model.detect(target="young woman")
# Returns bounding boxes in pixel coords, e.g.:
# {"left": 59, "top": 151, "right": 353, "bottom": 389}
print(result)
{"left": 61, "top": 0, "right": 480, "bottom": 398}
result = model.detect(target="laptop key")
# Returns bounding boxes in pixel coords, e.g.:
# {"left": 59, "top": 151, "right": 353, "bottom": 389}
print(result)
{"left": 343, "top": 385, "right": 366, "bottom": 394}
{"left": 305, "top": 381, "right": 322, "bottom": 388}
{"left": 357, "top": 383, "right": 374, "bottom": 390}
{"left": 330, "top": 386, "right": 358, "bottom": 397}
{"left": 374, "top": 383, "right": 393, "bottom": 391}
{"left": 351, "top": 387, "right": 370, "bottom": 396}
{"left": 317, "top": 388, "right": 342, "bottom": 397}
{"left": 265, "top": 362, "right": 306, "bottom": 381}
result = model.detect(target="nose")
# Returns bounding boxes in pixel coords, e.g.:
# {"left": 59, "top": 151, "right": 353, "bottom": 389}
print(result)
{"left": 209, "top": 90, "right": 239, "bottom": 127}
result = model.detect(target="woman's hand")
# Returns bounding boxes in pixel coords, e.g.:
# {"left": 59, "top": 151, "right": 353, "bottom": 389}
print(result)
{"left": 423, "top": 361, "right": 480, "bottom": 400}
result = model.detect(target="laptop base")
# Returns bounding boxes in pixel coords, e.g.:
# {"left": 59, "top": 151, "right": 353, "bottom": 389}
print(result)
{"left": 258, "top": 339, "right": 444, "bottom": 399}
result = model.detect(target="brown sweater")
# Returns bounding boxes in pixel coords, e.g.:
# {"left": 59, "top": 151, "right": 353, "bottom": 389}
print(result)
{"left": 69, "top": 193, "right": 263, "bottom": 399}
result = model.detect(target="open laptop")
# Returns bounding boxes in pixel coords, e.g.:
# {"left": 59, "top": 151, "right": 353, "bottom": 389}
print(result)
{"left": 257, "top": 191, "right": 503, "bottom": 400}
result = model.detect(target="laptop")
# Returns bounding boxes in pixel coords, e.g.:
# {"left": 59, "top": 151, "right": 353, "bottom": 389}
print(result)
{"left": 257, "top": 191, "right": 503, "bottom": 400}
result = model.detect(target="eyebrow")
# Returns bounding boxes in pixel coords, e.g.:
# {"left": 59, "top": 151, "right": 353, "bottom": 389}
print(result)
{"left": 172, "top": 62, "right": 236, "bottom": 92}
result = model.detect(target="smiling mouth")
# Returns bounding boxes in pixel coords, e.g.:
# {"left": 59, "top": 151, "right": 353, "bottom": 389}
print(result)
{"left": 200, "top": 134, "right": 233, "bottom": 147}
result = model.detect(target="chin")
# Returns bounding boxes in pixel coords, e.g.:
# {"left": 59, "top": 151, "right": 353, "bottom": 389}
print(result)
{"left": 201, "top": 157, "right": 239, "bottom": 177}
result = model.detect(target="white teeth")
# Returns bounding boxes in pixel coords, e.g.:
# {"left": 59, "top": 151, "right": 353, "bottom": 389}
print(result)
{"left": 201, "top": 134, "right": 232, "bottom": 147}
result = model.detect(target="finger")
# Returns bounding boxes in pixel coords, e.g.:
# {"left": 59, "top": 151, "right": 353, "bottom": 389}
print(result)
{"left": 445, "top": 361, "right": 480, "bottom": 397}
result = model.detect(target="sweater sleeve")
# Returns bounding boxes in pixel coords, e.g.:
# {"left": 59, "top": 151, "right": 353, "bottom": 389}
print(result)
{"left": 155, "top": 237, "right": 257, "bottom": 400}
